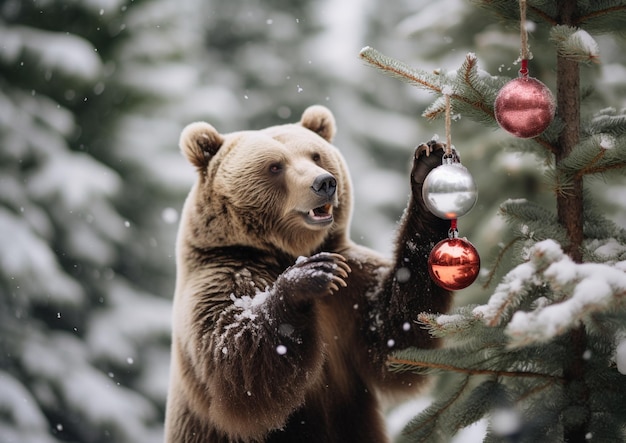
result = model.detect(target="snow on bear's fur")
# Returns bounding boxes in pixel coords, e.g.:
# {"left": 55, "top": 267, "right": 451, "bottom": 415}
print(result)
{"left": 165, "top": 105, "right": 453, "bottom": 443}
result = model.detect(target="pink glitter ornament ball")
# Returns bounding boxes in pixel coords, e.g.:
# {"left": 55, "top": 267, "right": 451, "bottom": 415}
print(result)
{"left": 494, "top": 76, "right": 556, "bottom": 139}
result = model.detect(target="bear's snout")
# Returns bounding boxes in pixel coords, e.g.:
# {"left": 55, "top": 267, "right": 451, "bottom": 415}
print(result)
{"left": 311, "top": 173, "right": 337, "bottom": 199}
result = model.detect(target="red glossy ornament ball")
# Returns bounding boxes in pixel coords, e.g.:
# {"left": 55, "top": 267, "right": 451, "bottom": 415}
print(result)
{"left": 494, "top": 77, "right": 555, "bottom": 138}
{"left": 428, "top": 238, "right": 480, "bottom": 291}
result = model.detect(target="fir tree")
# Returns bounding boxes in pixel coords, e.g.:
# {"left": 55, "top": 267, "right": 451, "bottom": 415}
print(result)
{"left": 0, "top": 0, "right": 197, "bottom": 441}
{"left": 0, "top": 0, "right": 434, "bottom": 441}
{"left": 361, "top": 1, "right": 626, "bottom": 441}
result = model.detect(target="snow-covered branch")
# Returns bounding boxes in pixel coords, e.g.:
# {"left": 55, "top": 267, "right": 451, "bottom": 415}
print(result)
{"left": 474, "top": 239, "right": 626, "bottom": 347}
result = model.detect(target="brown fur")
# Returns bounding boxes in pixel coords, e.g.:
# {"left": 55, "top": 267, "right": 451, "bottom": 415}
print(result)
{"left": 165, "top": 106, "right": 452, "bottom": 442}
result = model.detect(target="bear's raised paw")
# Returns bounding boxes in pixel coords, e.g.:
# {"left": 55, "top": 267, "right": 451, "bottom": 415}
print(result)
{"left": 277, "top": 252, "right": 351, "bottom": 303}
{"left": 411, "top": 140, "right": 461, "bottom": 187}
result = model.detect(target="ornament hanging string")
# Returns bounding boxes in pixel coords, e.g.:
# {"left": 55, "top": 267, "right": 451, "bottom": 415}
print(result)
{"left": 444, "top": 93, "right": 453, "bottom": 157}
{"left": 424, "top": 87, "right": 480, "bottom": 290}
{"left": 443, "top": 91, "right": 459, "bottom": 238}
{"left": 494, "top": 0, "right": 556, "bottom": 138}
{"left": 519, "top": 0, "right": 529, "bottom": 77}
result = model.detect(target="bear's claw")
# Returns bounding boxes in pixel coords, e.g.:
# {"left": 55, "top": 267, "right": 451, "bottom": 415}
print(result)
{"left": 415, "top": 141, "right": 444, "bottom": 158}
{"left": 279, "top": 253, "right": 351, "bottom": 301}
{"left": 411, "top": 140, "right": 460, "bottom": 187}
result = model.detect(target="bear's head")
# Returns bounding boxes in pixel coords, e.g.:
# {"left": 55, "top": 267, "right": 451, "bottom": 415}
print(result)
{"left": 178, "top": 105, "right": 352, "bottom": 258}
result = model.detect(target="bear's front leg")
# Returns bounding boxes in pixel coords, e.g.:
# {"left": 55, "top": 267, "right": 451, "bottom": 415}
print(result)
{"left": 206, "top": 252, "right": 350, "bottom": 440}
{"left": 367, "top": 142, "right": 454, "bottom": 388}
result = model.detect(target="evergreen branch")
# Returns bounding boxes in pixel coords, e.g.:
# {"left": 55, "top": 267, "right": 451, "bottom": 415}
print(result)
{"left": 504, "top": 240, "right": 626, "bottom": 347}
{"left": 482, "top": 236, "right": 523, "bottom": 289}
{"left": 403, "top": 376, "right": 471, "bottom": 439}
{"left": 455, "top": 53, "right": 498, "bottom": 122}
{"left": 476, "top": 1, "right": 626, "bottom": 29}
{"left": 422, "top": 96, "right": 447, "bottom": 120}
{"left": 576, "top": 161, "right": 626, "bottom": 177}
{"left": 497, "top": 199, "right": 570, "bottom": 252}
{"left": 574, "top": 149, "right": 606, "bottom": 179}
{"left": 543, "top": 140, "right": 560, "bottom": 155}
{"left": 473, "top": 1, "right": 558, "bottom": 26}
{"left": 518, "top": 379, "right": 557, "bottom": 403}
{"left": 359, "top": 46, "right": 441, "bottom": 93}
{"left": 534, "top": 136, "right": 558, "bottom": 155}
{"left": 417, "top": 309, "right": 481, "bottom": 338}
{"left": 474, "top": 236, "right": 571, "bottom": 328}
{"left": 388, "top": 357, "right": 562, "bottom": 380}
{"left": 576, "top": 5, "right": 626, "bottom": 27}
{"left": 462, "top": 56, "right": 481, "bottom": 99}
{"left": 480, "top": 261, "right": 537, "bottom": 327}
{"left": 360, "top": 49, "right": 496, "bottom": 123}
{"left": 446, "top": 378, "right": 501, "bottom": 432}
{"left": 588, "top": 111, "right": 626, "bottom": 135}
{"left": 550, "top": 25, "right": 600, "bottom": 64}
{"left": 559, "top": 132, "right": 626, "bottom": 180}
{"left": 497, "top": 198, "right": 568, "bottom": 245}
{"left": 527, "top": 5, "right": 557, "bottom": 26}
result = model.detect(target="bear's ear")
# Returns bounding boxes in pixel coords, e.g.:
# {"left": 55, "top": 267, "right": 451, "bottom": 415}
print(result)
{"left": 300, "top": 105, "right": 336, "bottom": 143}
{"left": 179, "top": 122, "right": 224, "bottom": 170}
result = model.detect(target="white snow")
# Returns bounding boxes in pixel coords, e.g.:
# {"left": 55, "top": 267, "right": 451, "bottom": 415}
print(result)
{"left": 474, "top": 240, "right": 626, "bottom": 346}
{"left": 386, "top": 396, "right": 488, "bottom": 442}
{"left": 0, "top": 208, "right": 84, "bottom": 305}
{"left": 386, "top": 397, "right": 431, "bottom": 437}
{"left": 490, "top": 408, "right": 521, "bottom": 436}
{"left": 472, "top": 260, "right": 535, "bottom": 325}
{"left": 20, "top": 329, "right": 159, "bottom": 442}
{"left": 395, "top": 267, "right": 411, "bottom": 282}
{"left": 397, "top": 0, "right": 466, "bottom": 37}
{"left": 83, "top": 0, "right": 126, "bottom": 14}
{"left": 591, "top": 238, "right": 626, "bottom": 259}
{"left": 0, "top": 371, "right": 51, "bottom": 438}
{"left": 27, "top": 151, "right": 121, "bottom": 210}
{"left": 118, "top": 62, "right": 199, "bottom": 98}
{"left": 598, "top": 133, "right": 616, "bottom": 150}
{"left": 0, "top": 25, "right": 102, "bottom": 81}
{"left": 231, "top": 289, "right": 270, "bottom": 312}
{"left": 436, "top": 313, "right": 466, "bottom": 326}
{"left": 3, "top": 0, "right": 624, "bottom": 441}
{"left": 86, "top": 280, "right": 172, "bottom": 366}
{"left": 569, "top": 29, "right": 600, "bottom": 60}
{"left": 162, "top": 207, "right": 179, "bottom": 224}
{"left": 441, "top": 85, "right": 455, "bottom": 96}
{"left": 309, "top": 0, "right": 371, "bottom": 82}
{"left": 507, "top": 277, "right": 611, "bottom": 343}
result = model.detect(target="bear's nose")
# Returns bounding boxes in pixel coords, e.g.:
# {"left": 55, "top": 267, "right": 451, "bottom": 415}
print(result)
{"left": 311, "top": 173, "right": 337, "bottom": 198}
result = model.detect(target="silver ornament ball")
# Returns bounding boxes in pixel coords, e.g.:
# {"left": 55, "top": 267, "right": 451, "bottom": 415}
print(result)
{"left": 422, "top": 162, "right": 478, "bottom": 219}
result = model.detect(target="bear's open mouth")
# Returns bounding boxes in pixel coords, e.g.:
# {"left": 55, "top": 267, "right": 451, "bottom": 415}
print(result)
{"left": 306, "top": 203, "right": 334, "bottom": 225}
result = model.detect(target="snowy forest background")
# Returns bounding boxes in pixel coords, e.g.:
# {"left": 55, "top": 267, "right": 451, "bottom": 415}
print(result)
{"left": 1, "top": 0, "right": 625, "bottom": 442}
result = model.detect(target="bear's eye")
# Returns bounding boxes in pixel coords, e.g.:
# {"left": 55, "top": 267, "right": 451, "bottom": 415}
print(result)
{"left": 312, "top": 153, "right": 321, "bottom": 163}
{"left": 269, "top": 162, "right": 283, "bottom": 174}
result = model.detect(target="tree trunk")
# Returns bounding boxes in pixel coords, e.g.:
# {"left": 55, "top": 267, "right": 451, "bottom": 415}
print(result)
{"left": 555, "top": 1, "right": 583, "bottom": 263}
{"left": 555, "top": 2, "right": 588, "bottom": 442}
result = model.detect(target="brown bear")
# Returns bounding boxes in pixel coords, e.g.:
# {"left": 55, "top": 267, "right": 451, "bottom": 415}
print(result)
{"left": 165, "top": 105, "right": 452, "bottom": 443}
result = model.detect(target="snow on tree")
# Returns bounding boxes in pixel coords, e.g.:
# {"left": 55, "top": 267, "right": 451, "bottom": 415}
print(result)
{"left": 0, "top": 0, "right": 196, "bottom": 441}
{"left": 1, "top": 0, "right": 435, "bottom": 441}
{"left": 361, "top": 1, "right": 626, "bottom": 441}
